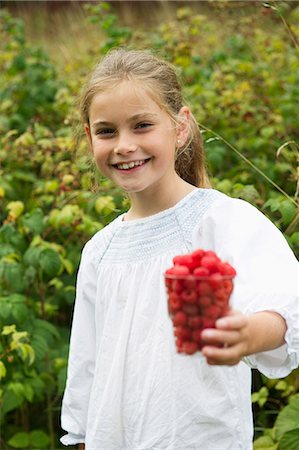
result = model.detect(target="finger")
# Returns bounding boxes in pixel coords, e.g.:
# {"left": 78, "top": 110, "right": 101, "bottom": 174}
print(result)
{"left": 202, "top": 343, "right": 243, "bottom": 366}
{"left": 216, "top": 312, "right": 248, "bottom": 331}
{"left": 201, "top": 329, "right": 241, "bottom": 347}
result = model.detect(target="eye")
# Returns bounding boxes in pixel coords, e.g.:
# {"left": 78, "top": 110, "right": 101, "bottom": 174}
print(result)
{"left": 135, "top": 122, "right": 152, "bottom": 130}
{"left": 95, "top": 128, "right": 116, "bottom": 137}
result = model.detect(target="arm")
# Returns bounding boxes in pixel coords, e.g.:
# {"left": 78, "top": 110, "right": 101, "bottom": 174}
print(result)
{"left": 194, "top": 196, "right": 299, "bottom": 376}
{"left": 201, "top": 310, "right": 287, "bottom": 365}
{"left": 60, "top": 241, "right": 97, "bottom": 446}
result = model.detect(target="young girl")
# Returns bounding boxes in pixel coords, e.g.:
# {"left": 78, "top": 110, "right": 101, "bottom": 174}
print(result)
{"left": 60, "top": 49, "right": 298, "bottom": 450}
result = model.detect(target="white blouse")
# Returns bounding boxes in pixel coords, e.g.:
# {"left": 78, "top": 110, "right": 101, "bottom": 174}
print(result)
{"left": 60, "top": 188, "right": 299, "bottom": 450}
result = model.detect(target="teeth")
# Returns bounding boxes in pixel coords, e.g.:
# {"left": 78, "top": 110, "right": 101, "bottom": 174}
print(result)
{"left": 116, "top": 160, "right": 145, "bottom": 170}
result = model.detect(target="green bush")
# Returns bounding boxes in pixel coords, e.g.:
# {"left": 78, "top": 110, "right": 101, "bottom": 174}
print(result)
{"left": 0, "top": 2, "right": 298, "bottom": 448}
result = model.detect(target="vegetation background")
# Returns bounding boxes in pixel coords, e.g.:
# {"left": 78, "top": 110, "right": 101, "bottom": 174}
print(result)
{"left": 0, "top": 1, "right": 298, "bottom": 449}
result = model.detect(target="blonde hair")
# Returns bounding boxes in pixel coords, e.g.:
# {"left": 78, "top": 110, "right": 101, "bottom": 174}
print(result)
{"left": 79, "top": 48, "right": 210, "bottom": 187}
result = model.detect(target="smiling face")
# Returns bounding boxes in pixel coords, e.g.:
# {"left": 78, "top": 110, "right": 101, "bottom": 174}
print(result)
{"left": 85, "top": 80, "right": 189, "bottom": 199}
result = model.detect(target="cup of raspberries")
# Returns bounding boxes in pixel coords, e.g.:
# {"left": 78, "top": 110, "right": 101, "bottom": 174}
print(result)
{"left": 164, "top": 249, "right": 236, "bottom": 355}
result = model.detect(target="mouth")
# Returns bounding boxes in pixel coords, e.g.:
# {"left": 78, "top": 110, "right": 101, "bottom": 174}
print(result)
{"left": 112, "top": 158, "right": 151, "bottom": 171}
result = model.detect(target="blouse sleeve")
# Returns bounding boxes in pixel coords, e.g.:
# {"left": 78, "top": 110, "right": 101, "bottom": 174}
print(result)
{"left": 192, "top": 195, "right": 299, "bottom": 379}
{"left": 60, "top": 240, "right": 97, "bottom": 445}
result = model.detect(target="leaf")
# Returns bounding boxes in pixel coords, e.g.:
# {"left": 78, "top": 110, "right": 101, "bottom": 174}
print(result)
{"left": 279, "top": 201, "right": 297, "bottom": 226}
{"left": 39, "top": 248, "right": 62, "bottom": 278}
{"left": 275, "top": 394, "right": 299, "bottom": 440}
{"left": 95, "top": 195, "right": 116, "bottom": 215}
{"left": 0, "top": 361, "right": 7, "bottom": 380}
{"left": 278, "top": 428, "right": 299, "bottom": 450}
{"left": 21, "top": 208, "right": 45, "bottom": 235}
{"left": 6, "top": 201, "right": 25, "bottom": 219}
{"left": 8, "top": 432, "right": 30, "bottom": 449}
{"left": 30, "top": 430, "right": 51, "bottom": 448}
{"left": 2, "top": 324, "right": 16, "bottom": 336}
{"left": 2, "top": 390, "right": 24, "bottom": 415}
{"left": 253, "top": 435, "right": 277, "bottom": 450}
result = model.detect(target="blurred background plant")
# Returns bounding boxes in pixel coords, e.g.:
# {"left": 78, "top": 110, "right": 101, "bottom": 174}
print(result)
{"left": 0, "top": 1, "right": 298, "bottom": 448}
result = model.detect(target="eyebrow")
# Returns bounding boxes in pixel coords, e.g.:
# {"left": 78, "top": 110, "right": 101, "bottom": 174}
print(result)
{"left": 92, "top": 113, "right": 158, "bottom": 129}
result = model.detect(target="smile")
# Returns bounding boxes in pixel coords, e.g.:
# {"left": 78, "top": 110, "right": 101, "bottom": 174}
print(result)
{"left": 113, "top": 159, "right": 151, "bottom": 170}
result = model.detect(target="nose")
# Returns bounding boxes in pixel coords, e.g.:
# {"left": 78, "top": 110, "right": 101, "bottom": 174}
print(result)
{"left": 113, "top": 133, "right": 137, "bottom": 155}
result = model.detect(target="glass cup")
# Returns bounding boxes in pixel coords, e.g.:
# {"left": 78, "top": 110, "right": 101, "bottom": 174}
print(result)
{"left": 164, "top": 273, "right": 234, "bottom": 354}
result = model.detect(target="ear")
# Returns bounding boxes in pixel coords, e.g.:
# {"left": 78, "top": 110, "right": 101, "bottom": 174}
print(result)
{"left": 84, "top": 124, "right": 94, "bottom": 154}
{"left": 176, "top": 106, "right": 191, "bottom": 146}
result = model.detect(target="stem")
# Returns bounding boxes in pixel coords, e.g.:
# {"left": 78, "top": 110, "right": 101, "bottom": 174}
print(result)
{"left": 46, "top": 391, "right": 55, "bottom": 450}
{"left": 200, "top": 123, "right": 299, "bottom": 208}
{"left": 272, "top": 1, "right": 299, "bottom": 50}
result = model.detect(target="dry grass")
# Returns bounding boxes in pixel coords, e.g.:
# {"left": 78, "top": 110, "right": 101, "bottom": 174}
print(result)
{"left": 1, "top": 0, "right": 280, "bottom": 64}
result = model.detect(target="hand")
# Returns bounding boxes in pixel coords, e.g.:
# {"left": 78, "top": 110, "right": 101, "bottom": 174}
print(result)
{"left": 201, "top": 310, "right": 250, "bottom": 366}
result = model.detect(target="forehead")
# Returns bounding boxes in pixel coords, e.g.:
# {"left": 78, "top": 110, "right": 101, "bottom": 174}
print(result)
{"left": 88, "top": 80, "right": 165, "bottom": 122}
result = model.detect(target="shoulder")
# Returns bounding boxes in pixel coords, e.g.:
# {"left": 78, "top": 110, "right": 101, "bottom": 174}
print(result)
{"left": 81, "top": 215, "right": 122, "bottom": 266}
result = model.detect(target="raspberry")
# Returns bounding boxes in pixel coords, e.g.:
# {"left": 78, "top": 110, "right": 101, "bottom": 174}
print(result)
{"left": 171, "top": 265, "right": 190, "bottom": 275}
{"left": 218, "top": 262, "right": 236, "bottom": 277}
{"left": 208, "top": 273, "right": 223, "bottom": 289}
{"left": 172, "top": 279, "right": 184, "bottom": 293}
{"left": 197, "top": 281, "right": 212, "bottom": 296}
{"left": 192, "top": 329, "right": 202, "bottom": 343}
{"left": 202, "top": 318, "right": 215, "bottom": 329}
{"left": 173, "top": 311, "right": 188, "bottom": 326}
{"left": 173, "top": 255, "right": 195, "bottom": 270}
{"left": 181, "top": 290, "right": 197, "bottom": 304}
{"left": 188, "top": 315, "right": 203, "bottom": 329}
{"left": 198, "top": 295, "right": 211, "bottom": 308}
{"left": 174, "top": 325, "right": 192, "bottom": 341}
{"left": 193, "top": 267, "right": 209, "bottom": 277}
{"left": 182, "top": 341, "right": 198, "bottom": 355}
{"left": 191, "top": 249, "right": 205, "bottom": 265}
{"left": 205, "top": 305, "right": 222, "bottom": 320}
{"left": 183, "top": 304, "right": 199, "bottom": 316}
{"left": 200, "top": 256, "right": 220, "bottom": 274}
{"left": 168, "top": 292, "right": 183, "bottom": 312}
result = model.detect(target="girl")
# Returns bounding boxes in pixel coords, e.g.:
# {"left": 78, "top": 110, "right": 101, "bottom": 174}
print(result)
{"left": 60, "top": 49, "right": 298, "bottom": 449}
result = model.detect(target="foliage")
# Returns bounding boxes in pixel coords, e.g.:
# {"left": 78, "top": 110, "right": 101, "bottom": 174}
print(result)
{"left": 0, "top": 2, "right": 298, "bottom": 448}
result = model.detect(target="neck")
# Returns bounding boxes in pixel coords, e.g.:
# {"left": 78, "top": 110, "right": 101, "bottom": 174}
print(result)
{"left": 124, "top": 176, "right": 196, "bottom": 221}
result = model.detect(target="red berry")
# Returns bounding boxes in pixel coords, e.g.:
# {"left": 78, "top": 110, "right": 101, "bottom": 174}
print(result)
{"left": 173, "top": 255, "right": 194, "bottom": 270}
{"left": 192, "top": 329, "right": 203, "bottom": 343}
{"left": 188, "top": 315, "right": 203, "bottom": 329}
{"left": 205, "top": 305, "right": 222, "bottom": 320}
{"left": 173, "top": 311, "right": 188, "bottom": 326}
{"left": 174, "top": 326, "right": 192, "bottom": 341}
{"left": 182, "top": 341, "right": 198, "bottom": 355}
{"left": 168, "top": 292, "right": 183, "bottom": 313}
{"left": 197, "top": 281, "right": 212, "bottom": 296}
{"left": 171, "top": 265, "right": 190, "bottom": 276}
{"left": 183, "top": 304, "right": 199, "bottom": 316}
{"left": 191, "top": 248, "right": 205, "bottom": 263}
{"left": 200, "top": 256, "right": 220, "bottom": 274}
{"left": 198, "top": 295, "right": 211, "bottom": 308}
{"left": 202, "top": 318, "right": 215, "bottom": 329}
{"left": 181, "top": 290, "right": 197, "bottom": 304}
{"left": 218, "top": 262, "right": 236, "bottom": 277}
{"left": 193, "top": 267, "right": 209, "bottom": 277}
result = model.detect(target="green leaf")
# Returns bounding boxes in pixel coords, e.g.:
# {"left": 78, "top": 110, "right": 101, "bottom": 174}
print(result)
{"left": 278, "top": 428, "right": 299, "bottom": 450}
{"left": 279, "top": 201, "right": 297, "bottom": 226}
{"left": 39, "top": 248, "right": 62, "bottom": 278}
{"left": 2, "top": 390, "right": 24, "bottom": 415}
{"left": 275, "top": 394, "right": 299, "bottom": 440}
{"left": 0, "top": 361, "right": 7, "bottom": 380}
{"left": 8, "top": 432, "right": 30, "bottom": 448}
{"left": 253, "top": 435, "right": 277, "bottom": 450}
{"left": 6, "top": 201, "right": 25, "bottom": 219}
{"left": 21, "top": 208, "right": 45, "bottom": 235}
{"left": 30, "top": 430, "right": 51, "bottom": 448}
